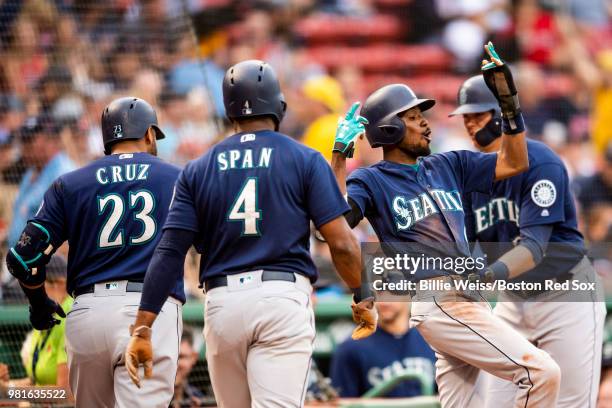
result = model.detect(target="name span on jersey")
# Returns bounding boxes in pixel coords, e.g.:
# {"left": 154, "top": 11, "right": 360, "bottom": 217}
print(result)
{"left": 216, "top": 147, "right": 273, "bottom": 171}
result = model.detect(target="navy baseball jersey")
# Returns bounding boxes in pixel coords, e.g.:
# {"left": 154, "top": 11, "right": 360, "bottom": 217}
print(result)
{"left": 330, "top": 327, "right": 436, "bottom": 398}
{"left": 465, "top": 139, "right": 585, "bottom": 281}
{"left": 347, "top": 151, "right": 497, "bottom": 278}
{"left": 164, "top": 130, "right": 349, "bottom": 282}
{"left": 32, "top": 153, "right": 184, "bottom": 300}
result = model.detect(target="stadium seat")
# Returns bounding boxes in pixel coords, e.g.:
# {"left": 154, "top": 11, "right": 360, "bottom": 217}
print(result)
{"left": 294, "top": 14, "right": 404, "bottom": 43}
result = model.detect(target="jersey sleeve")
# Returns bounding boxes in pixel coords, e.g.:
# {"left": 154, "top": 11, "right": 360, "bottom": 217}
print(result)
{"left": 305, "top": 152, "right": 350, "bottom": 228}
{"left": 163, "top": 165, "right": 200, "bottom": 233}
{"left": 30, "top": 179, "right": 67, "bottom": 247}
{"left": 346, "top": 169, "right": 374, "bottom": 219}
{"left": 441, "top": 150, "right": 498, "bottom": 194}
{"left": 519, "top": 163, "right": 567, "bottom": 228}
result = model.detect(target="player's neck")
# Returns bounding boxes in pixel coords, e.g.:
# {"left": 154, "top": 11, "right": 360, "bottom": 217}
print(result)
{"left": 383, "top": 148, "right": 418, "bottom": 165}
{"left": 380, "top": 317, "right": 410, "bottom": 336}
{"left": 234, "top": 118, "right": 276, "bottom": 133}
{"left": 111, "top": 140, "right": 148, "bottom": 155}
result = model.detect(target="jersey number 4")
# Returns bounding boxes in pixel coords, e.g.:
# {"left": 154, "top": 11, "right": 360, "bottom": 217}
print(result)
{"left": 97, "top": 191, "right": 156, "bottom": 248}
{"left": 228, "top": 178, "right": 261, "bottom": 236}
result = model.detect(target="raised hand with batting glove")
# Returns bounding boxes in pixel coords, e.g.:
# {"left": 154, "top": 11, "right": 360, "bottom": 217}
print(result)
{"left": 333, "top": 102, "right": 368, "bottom": 158}
{"left": 481, "top": 41, "right": 524, "bottom": 134}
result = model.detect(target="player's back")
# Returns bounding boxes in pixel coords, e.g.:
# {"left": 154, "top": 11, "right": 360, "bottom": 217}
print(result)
{"left": 33, "top": 152, "right": 180, "bottom": 294}
{"left": 170, "top": 130, "right": 345, "bottom": 281}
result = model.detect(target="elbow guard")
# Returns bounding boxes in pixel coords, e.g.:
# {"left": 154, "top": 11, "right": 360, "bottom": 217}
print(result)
{"left": 5, "top": 222, "right": 55, "bottom": 287}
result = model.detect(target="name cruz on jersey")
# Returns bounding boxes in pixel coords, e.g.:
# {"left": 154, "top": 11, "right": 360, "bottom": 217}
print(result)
{"left": 472, "top": 197, "right": 520, "bottom": 234}
{"left": 392, "top": 190, "right": 464, "bottom": 231}
{"left": 95, "top": 163, "right": 150, "bottom": 184}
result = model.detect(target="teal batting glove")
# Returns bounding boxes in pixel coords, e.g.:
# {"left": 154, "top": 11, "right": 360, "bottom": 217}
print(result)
{"left": 333, "top": 102, "right": 369, "bottom": 158}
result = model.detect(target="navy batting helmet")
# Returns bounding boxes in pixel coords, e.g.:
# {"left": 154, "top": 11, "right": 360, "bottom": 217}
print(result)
{"left": 223, "top": 60, "right": 286, "bottom": 130}
{"left": 450, "top": 75, "right": 502, "bottom": 147}
{"left": 449, "top": 75, "right": 499, "bottom": 116}
{"left": 361, "top": 84, "right": 435, "bottom": 148}
{"left": 101, "top": 97, "right": 165, "bottom": 155}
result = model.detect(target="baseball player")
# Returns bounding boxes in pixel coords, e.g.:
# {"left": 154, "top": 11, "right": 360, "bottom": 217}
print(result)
{"left": 123, "top": 60, "right": 376, "bottom": 408}
{"left": 452, "top": 74, "right": 607, "bottom": 407}
{"left": 5, "top": 97, "right": 183, "bottom": 408}
{"left": 331, "top": 43, "right": 562, "bottom": 407}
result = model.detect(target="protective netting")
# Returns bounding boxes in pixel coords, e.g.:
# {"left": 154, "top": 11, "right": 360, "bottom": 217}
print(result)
{"left": 0, "top": 1, "right": 610, "bottom": 407}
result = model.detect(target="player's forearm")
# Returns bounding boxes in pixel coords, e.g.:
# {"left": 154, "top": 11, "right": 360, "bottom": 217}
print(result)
{"left": 318, "top": 217, "right": 362, "bottom": 289}
{"left": 328, "top": 234, "right": 361, "bottom": 289}
{"left": 19, "top": 284, "right": 50, "bottom": 307}
{"left": 495, "top": 225, "right": 552, "bottom": 279}
{"left": 495, "top": 130, "right": 528, "bottom": 181}
{"left": 138, "top": 228, "right": 194, "bottom": 316}
{"left": 133, "top": 310, "right": 159, "bottom": 329}
{"left": 495, "top": 245, "right": 536, "bottom": 279}
{"left": 331, "top": 152, "right": 348, "bottom": 195}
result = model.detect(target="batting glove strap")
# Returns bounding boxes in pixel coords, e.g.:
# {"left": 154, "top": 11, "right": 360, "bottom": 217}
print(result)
{"left": 502, "top": 112, "right": 526, "bottom": 135}
{"left": 129, "top": 325, "right": 152, "bottom": 340}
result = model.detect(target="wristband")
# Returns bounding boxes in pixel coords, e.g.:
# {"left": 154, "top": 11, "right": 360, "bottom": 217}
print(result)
{"left": 351, "top": 286, "right": 373, "bottom": 303}
{"left": 489, "top": 261, "right": 510, "bottom": 281}
{"left": 19, "top": 284, "right": 48, "bottom": 308}
{"left": 502, "top": 112, "right": 525, "bottom": 135}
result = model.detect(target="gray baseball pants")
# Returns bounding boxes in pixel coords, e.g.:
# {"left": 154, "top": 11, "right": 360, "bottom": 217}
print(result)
{"left": 410, "top": 276, "right": 561, "bottom": 408}
{"left": 203, "top": 270, "right": 315, "bottom": 408}
{"left": 65, "top": 281, "right": 182, "bottom": 408}
{"left": 483, "top": 257, "right": 606, "bottom": 408}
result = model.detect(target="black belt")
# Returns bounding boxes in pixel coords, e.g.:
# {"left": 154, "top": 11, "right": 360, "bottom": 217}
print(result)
{"left": 205, "top": 271, "right": 296, "bottom": 292}
{"left": 73, "top": 281, "right": 144, "bottom": 297}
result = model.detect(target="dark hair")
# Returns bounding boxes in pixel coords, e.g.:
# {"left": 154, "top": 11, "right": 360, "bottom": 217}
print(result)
{"left": 181, "top": 327, "right": 194, "bottom": 347}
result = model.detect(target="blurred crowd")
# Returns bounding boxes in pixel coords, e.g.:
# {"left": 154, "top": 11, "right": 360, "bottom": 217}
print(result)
{"left": 0, "top": 0, "right": 610, "bottom": 404}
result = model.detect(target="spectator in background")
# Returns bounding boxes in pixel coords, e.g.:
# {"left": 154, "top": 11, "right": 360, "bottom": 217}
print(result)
{"left": 516, "top": 62, "right": 580, "bottom": 140}
{"left": 167, "top": 31, "right": 225, "bottom": 117}
{"left": 0, "top": 255, "right": 72, "bottom": 396}
{"left": 574, "top": 143, "right": 612, "bottom": 212}
{"left": 157, "top": 88, "right": 218, "bottom": 165}
{"left": 36, "top": 66, "right": 73, "bottom": 116}
{"left": 3, "top": 14, "right": 49, "bottom": 97}
{"left": 6, "top": 116, "right": 75, "bottom": 247}
{"left": 330, "top": 300, "right": 435, "bottom": 398}
{"left": 301, "top": 75, "right": 346, "bottom": 161}
{"left": 170, "top": 328, "right": 204, "bottom": 408}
